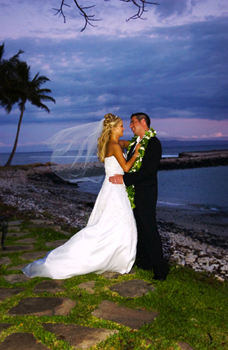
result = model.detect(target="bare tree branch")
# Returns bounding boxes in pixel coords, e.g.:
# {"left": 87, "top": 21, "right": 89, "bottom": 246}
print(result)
{"left": 53, "top": 0, "right": 70, "bottom": 23}
{"left": 54, "top": 0, "right": 158, "bottom": 31}
{"left": 53, "top": 0, "right": 101, "bottom": 31}
{"left": 121, "top": 0, "right": 159, "bottom": 21}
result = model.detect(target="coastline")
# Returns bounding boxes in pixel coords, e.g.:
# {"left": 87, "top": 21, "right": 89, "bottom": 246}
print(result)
{"left": 0, "top": 151, "right": 228, "bottom": 280}
{"left": 0, "top": 150, "right": 228, "bottom": 236}
{"left": 159, "top": 149, "right": 228, "bottom": 170}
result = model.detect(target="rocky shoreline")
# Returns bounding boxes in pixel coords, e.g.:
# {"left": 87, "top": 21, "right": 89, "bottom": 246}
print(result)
{"left": 0, "top": 160, "right": 227, "bottom": 282}
{"left": 159, "top": 149, "right": 228, "bottom": 170}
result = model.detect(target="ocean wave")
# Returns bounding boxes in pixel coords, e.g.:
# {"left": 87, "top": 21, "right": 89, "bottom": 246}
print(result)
{"left": 157, "top": 200, "right": 184, "bottom": 207}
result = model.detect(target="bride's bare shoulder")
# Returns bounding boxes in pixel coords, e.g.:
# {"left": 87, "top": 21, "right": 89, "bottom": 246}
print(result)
{"left": 106, "top": 140, "right": 121, "bottom": 157}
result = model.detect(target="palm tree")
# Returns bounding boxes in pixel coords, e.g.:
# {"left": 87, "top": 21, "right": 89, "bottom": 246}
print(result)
{"left": 0, "top": 43, "right": 24, "bottom": 110}
{"left": 1, "top": 60, "right": 55, "bottom": 166}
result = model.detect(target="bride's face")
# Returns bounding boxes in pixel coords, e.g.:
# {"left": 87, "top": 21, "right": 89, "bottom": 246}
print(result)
{"left": 114, "top": 120, "right": 124, "bottom": 137}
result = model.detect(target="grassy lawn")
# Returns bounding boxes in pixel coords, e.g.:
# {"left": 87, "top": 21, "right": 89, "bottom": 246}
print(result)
{"left": 0, "top": 219, "right": 227, "bottom": 350}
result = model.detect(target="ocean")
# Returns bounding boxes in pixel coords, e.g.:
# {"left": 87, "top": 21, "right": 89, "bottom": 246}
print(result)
{"left": 1, "top": 140, "right": 228, "bottom": 214}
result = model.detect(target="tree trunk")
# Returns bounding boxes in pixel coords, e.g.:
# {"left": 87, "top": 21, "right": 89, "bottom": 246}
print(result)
{"left": 4, "top": 105, "right": 25, "bottom": 166}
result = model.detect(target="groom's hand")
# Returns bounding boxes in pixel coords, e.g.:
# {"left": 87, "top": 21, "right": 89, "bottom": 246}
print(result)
{"left": 109, "top": 174, "right": 123, "bottom": 184}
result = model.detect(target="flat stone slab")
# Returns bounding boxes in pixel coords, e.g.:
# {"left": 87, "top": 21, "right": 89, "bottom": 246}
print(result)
{"left": 21, "top": 251, "right": 48, "bottom": 260}
{"left": 16, "top": 238, "right": 37, "bottom": 244}
{"left": 8, "top": 297, "right": 76, "bottom": 316}
{"left": 4, "top": 274, "right": 30, "bottom": 284}
{"left": 0, "top": 333, "right": 50, "bottom": 350}
{"left": 28, "top": 224, "right": 62, "bottom": 231}
{"left": 5, "top": 232, "right": 26, "bottom": 238}
{"left": 177, "top": 341, "right": 196, "bottom": 350}
{"left": 0, "top": 257, "right": 11, "bottom": 265}
{"left": 42, "top": 323, "right": 117, "bottom": 349}
{"left": 92, "top": 300, "right": 158, "bottom": 329}
{"left": 8, "top": 263, "right": 29, "bottom": 271}
{"left": 0, "top": 287, "right": 25, "bottom": 301}
{"left": 59, "top": 230, "right": 72, "bottom": 236}
{"left": 46, "top": 239, "right": 68, "bottom": 248}
{"left": 102, "top": 271, "right": 121, "bottom": 279}
{"left": 78, "top": 281, "right": 95, "bottom": 294}
{"left": 0, "top": 323, "right": 13, "bottom": 333}
{"left": 34, "top": 280, "right": 64, "bottom": 294}
{"left": 8, "top": 226, "right": 20, "bottom": 232}
{"left": 8, "top": 221, "right": 22, "bottom": 226}
{"left": 30, "top": 219, "right": 55, "bottom": 225}
{"left": 101, "top": 269, "right": 135, "bottom": 280}
{"left": 110, "top": 279, "right": 155, "bottom": 298}
{"left": 1, "top": 245, "right": 34, "bottom": 253}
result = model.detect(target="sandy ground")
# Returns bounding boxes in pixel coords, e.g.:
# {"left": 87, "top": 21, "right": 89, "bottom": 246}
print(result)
{"left": 156, "top": 205, "right": 228, "bottom": 237}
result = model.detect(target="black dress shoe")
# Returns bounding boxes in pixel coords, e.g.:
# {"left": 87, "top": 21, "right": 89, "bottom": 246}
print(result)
{"left": 152, "top": 275, "right": 166, "bottom": 281}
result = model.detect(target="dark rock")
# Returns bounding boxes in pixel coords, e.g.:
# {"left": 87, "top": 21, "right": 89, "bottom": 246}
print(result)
{"left": 45, "top": 239, "right": 68, "bottom": 248}
{"left": 177, "top": 341, "right": 196, "bottom": 350}
{"left": 110, "top": 279, "right": 155, "bottom": 298}
{"left": 0, "top": 288, "right": 25, "bottom": 301}
{"left": 4, "top": 274, "right": 30, "bottom": 284}
{"left": 8, "top": 297, "right": 76, "bottom": 316}
{"left": 0, "top": 333, "right": 50, "bottom": 350}
{"left": 77, "top": 281, "right": 95, "bottom": 294}
{"left": 102, "top": 271, "right": 122, "bottom": 279}
{"left": 1, "top": 245, "right": 34, "bottom": 253}
{"left": 21, "top": 251, "right": 48, "bottom": 260}
{"left": 42, "top": 323, "right": 117, "bottom": 349}
{"left": 0, "top": 257, "right": 11, "bottom": 265}
{"left": 33, "top": 280, "right": 64, "bottom": 294}
{"left": 92, "top": 300, "right": 158, "bottom": 329}
{"left": 0, "top": 323, "right": 13, "bottom": 333}
{"left": 8, "top": 263, "right": 29, "bottom": 271}
{"left": 15, "top": 238, "right": 37, "bottom": 244}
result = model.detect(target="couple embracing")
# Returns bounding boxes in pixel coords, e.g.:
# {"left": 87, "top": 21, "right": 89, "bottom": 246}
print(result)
{"left": 23, "top": 112, "right": 168, "bottom": 281}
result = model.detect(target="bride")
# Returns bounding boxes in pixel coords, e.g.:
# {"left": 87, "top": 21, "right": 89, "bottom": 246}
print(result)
{"left": 23, "top": 113, "right": 140, "bottom": 279}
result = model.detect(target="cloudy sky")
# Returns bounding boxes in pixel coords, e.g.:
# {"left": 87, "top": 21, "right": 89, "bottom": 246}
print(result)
{"left": 0, "top": 0, "right": 228, "bottom": 152}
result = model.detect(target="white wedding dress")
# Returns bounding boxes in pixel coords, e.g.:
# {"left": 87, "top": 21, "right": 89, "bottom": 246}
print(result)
{"left": 22, "top": 156, "right": 137, "bottom": 279}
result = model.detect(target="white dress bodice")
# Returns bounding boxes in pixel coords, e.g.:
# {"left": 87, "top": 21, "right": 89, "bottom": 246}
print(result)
{"left": 104, "top": 156, "right": 124, "bottom": 177}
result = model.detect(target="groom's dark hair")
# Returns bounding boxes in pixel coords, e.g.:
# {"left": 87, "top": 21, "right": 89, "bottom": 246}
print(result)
{"left": 131, "top": 112, "right": 151, "bottom": 128}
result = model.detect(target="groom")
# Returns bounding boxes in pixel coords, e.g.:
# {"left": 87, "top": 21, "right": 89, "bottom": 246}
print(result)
{"left": 109, "top": 112, "right": 168, "bottom": 281}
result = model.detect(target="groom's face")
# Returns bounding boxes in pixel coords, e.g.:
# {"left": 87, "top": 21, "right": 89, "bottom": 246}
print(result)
{"left": 130, "top": 116, "right": 142, "bottom": 136}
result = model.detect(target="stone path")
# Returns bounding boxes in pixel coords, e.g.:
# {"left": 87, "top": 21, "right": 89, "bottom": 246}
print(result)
{"left": 109, "top": 279, "right": 156, "bottom": 298}
{"left": 42, "top": 323, "right": 117, "bottom": 349}
{"left": 0, "top": 333, "right": 50, "bottom": 350}
{"left": 0, "top": 288, "right": 25, "bottom": 301}
{"left": 45, "top": 239, "right": 68, "bottom": 248}
{"left": 92, "top": 300, "right": 158, "bottom": 329}
{"left": 0, "top": 256, "right": 11, "bottom": 265}
{"left": 1, "top": 245, "right": 34, "bottom": 253}
{"left": 33, "top": 280, "right": 64, "bottom": 294}
{"left": 21, "top": 251, "right": 48, "bottom": 260}
{"left": 0, "top": 219, "right": 196, "bottom": 350}
{"left": 8, "top": 297, "right": 76, "bottom": 316}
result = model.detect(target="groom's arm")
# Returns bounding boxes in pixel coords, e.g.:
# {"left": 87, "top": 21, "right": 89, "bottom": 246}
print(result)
{"left": 109, "top": 137, "right": 161, "bottom": 185}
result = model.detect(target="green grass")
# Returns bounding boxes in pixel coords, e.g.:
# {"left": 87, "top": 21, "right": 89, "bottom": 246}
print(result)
{"left": 0, "top": 222, "right": 227, "bottom": 350}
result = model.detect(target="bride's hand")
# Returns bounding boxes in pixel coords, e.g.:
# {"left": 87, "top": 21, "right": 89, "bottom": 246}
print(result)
{"left": 134, "top": 143, "right": 141, "bottom": 157}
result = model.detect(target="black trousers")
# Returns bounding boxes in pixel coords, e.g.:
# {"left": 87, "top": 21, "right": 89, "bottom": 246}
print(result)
{"left": 133, "top": 204, "right": 167, "bottom": 277}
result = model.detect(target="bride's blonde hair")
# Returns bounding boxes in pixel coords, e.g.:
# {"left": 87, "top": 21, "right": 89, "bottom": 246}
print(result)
{"left": 97, "top": 113, "right": 121, "bottom": 163}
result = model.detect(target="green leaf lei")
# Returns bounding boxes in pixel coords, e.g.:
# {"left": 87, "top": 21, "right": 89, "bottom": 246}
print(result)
{"left": 126, "top": 127, "right": 157, "bottom": 209}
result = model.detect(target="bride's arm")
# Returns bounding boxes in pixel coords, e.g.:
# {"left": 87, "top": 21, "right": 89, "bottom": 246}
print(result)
{"left": 112, "top": 143, "right": 140, "bottom": 172}
{"left": 119, "top": 140, "right": 129, "bottom": 149}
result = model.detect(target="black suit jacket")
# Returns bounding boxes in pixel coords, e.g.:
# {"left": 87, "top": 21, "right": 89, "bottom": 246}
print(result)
{"left": 123, "top": 136, "right": 162, "bottom": 212}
